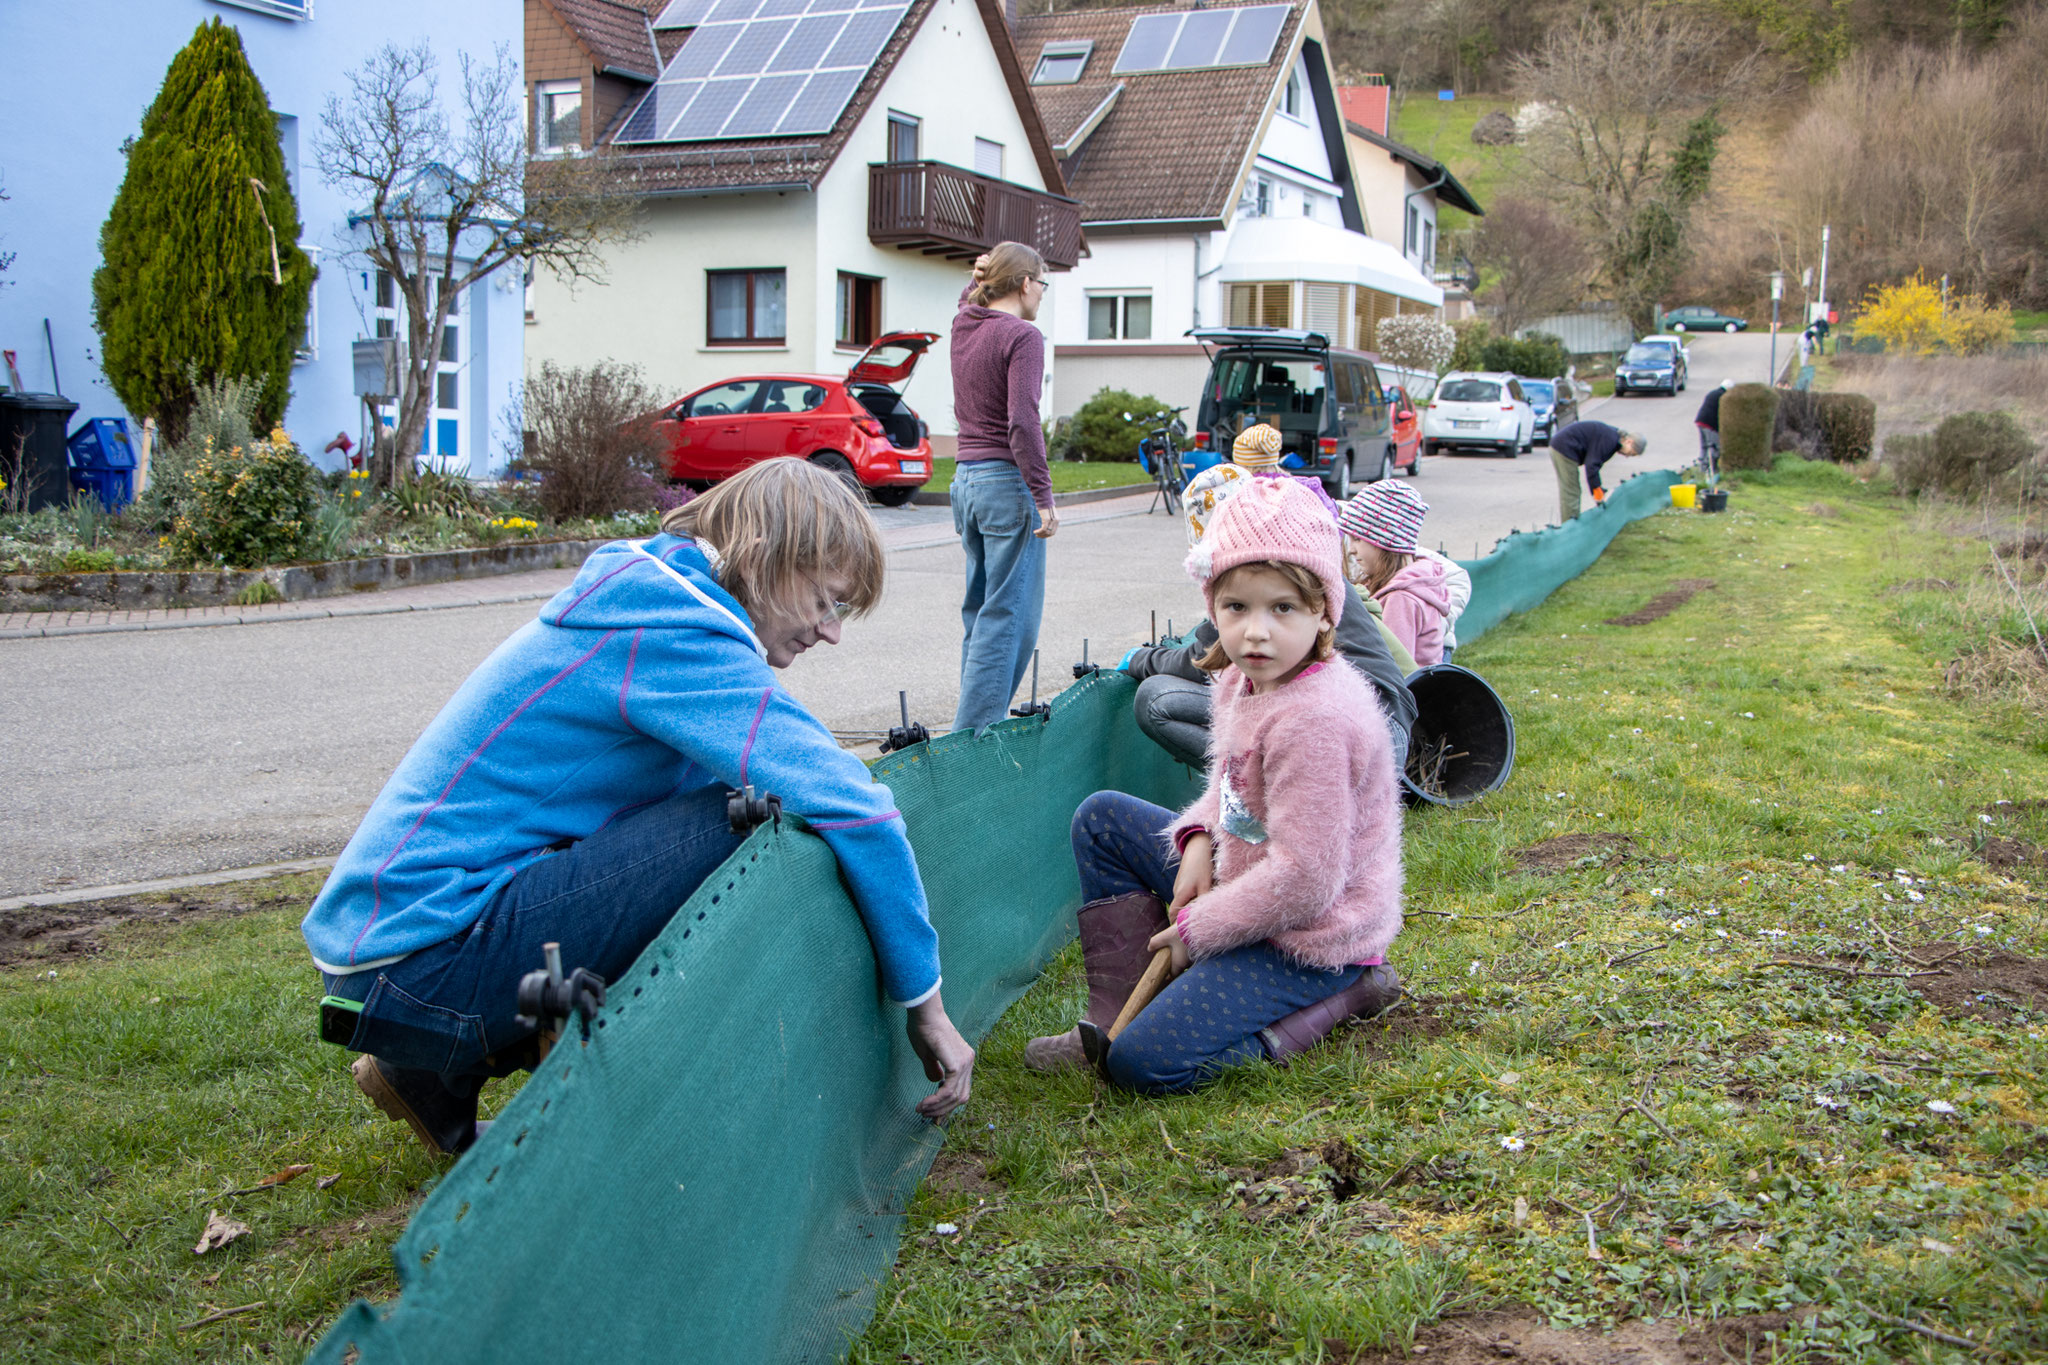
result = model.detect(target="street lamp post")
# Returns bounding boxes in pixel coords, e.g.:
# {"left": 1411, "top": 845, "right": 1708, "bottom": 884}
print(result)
{"left": 1768, "top": 270, "right": 1786, "bottom": 385}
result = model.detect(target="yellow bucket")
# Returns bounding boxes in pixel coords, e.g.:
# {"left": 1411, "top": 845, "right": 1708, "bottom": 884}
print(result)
{"left": 1671, "top": 484, "right": 1698, "bottom": 509}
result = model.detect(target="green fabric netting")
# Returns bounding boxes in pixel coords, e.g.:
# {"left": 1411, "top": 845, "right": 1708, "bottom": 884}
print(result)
{"left": 309, "top": 473, "right": 1678, "bottom": 1363}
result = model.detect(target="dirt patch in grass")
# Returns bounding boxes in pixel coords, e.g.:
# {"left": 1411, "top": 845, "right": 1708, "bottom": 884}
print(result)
{"left": 1343, "top": 1000, "right": 1452, "bottom": 1057}
{"left": 1604, "top": 580, "right": 1715, "bottom": 626}
{"left": 1803, "top": 502, "right": 1842, "bottom": 518}
{"left": 1977, "top": 836, "right": 2048, "bottom": 869}
{"left": 1981, "top": 798, "right": 2048, "bottom": 816}
{"left": 0, "top": 891, "right": 292, "bottom": 968}
{"left": 924, "top": 1151, "right": 1003, "bottom": 1198}
{"left": 1334, "top": 1309, "right": 1799, "bottom": 1364}
{"left": 1512, "top": 833, "right": 1639, "bottom": 874}
{"left": 272, "top": 1196, "right": 422, "bottom": 1258}
{"left": 1887, "top": 577, "right": 1957, "bottom": 594}
{"left": 1912, "top": 948, "right": 2048, "bottom": 1021}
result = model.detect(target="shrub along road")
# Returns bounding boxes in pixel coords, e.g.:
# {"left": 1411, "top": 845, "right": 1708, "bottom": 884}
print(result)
{"left": 3, "top": 461, "right": 2043, "bottom": 1362}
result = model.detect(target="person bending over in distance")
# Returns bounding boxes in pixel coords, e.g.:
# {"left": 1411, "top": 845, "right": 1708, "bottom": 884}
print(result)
{"left": 1339, "top": 481, "right": 1453, "bottom": 668}
{"left": 303, "top": 459, "right": 975, "bottom": 1157}
{"left": 1694, "top": 379, "right": 1732, "bottom": 483}
{"left": 1026, "top": 478, "right": 1405, "bottom": 1092}
{"left": 1549, "top": 420, "right": 1647, "bottom": 521}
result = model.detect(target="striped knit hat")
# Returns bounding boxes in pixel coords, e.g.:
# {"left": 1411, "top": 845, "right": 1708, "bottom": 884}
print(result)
{"left": 1337, "top": 481, "right": 1429, "bottom": 555}
{"left": 1232, "top": 423, "right": 1284, "bottom": 470}
{"left": 1187, "top": 475, "right": 1345, "bottom": 626}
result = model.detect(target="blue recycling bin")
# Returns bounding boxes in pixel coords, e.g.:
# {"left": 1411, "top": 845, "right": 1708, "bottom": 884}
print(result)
{"left": 66, "top": 417, "right": 137, "bottom": 511}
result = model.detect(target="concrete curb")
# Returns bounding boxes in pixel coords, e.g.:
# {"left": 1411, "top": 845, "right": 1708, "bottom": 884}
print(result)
{"left": 911, "top": 480, "right": 1152, "bottom": 509}
{"left": 0, "top": 588, "right": 563, "bottom": 640}
{"left": 0, "top": 857, "right": 339, "bottom": 913}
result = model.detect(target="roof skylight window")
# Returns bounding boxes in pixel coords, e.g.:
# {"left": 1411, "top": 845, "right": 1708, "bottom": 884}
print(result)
{"left": 1032, "top": 40, "right": 1093, "bottom": 85}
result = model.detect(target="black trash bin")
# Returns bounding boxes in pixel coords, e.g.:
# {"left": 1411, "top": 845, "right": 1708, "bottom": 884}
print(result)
{"left": 0, "top": 392, "right": 81, "bottom": 513}
{"left": 1402, "top": 664, "right": 1517, "bottom": 807}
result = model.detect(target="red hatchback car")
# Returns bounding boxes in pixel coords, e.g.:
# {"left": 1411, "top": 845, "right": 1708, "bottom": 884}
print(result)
{"left": 656, "top": 332, "right": 938, "bottom": 506}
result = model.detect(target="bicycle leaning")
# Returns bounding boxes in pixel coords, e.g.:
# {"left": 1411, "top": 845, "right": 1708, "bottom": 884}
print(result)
{"left": 1128, "top": 406, "right": 1188, "bottom": 516}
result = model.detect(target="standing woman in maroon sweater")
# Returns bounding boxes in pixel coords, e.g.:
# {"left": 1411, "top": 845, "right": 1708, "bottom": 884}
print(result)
{"left": 949, "top": 243, "right": 1057, "bottom": 730}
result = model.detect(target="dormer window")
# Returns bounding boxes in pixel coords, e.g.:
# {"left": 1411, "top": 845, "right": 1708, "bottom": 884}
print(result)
{"left": 1282, "top": 66, "right": 1303, "bottom": 118}
{"left": 536, "top": 80, "right": 583, "bottom": 152}
{"left": 1033, "top": 41, "right": 1093, "bottom": 85}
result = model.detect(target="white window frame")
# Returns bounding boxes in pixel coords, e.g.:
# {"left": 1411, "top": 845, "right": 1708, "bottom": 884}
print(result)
{"left": 1085, "top": 291, "right": 1153, "bottom": 341}
{"left": 535, "top": 79, "right": 584, "bottom": 154}
{"left": 212, "top": 0, "right": 312, "bottom": 19}
{"left": 295, "top": 244, "right": 319, "bottom": 363}
{"left": 1032, "top": 40, "right": 1094, "bottom": 85}
{"left": 1282, "top": 65, "right": 1304, "bottom": 120}
{"left": 886, "top": 111, "right": 921, "bottom": 163}
{"left": 974, "top": 137, "right": 1004, "bottom": 179}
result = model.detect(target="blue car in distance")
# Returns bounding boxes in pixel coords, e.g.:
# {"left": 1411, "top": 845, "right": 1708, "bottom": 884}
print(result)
{"left": 1517, "top": 377, "right": 1578, "bottom": 444}
{"left": 1613, "top": 339, "right": 1688, "bottom": 396}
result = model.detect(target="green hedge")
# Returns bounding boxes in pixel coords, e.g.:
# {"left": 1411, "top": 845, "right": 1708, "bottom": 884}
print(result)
{"left": 1814, "top": 392, "right": 1877, "bottom": 463}
{"left": 1068, "top": 388, "right": 1175, "bottom": 462}
{"left": 1719, "top": 383, "right": 1779, "bottom": 470}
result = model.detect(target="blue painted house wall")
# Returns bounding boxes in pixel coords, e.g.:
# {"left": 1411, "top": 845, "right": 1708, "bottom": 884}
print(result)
{"left": 0, "top": 0, "right": 525, "bottom": 477}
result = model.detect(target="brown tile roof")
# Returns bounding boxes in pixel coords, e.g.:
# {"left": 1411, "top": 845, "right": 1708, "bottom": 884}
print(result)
{"left": 1015, "top": 2, "right": 1301, "bottom": 226}
{"left": 593, "top": 0, "right": 1068, "bottom": 202}
{"left": 542, "top": 0, "right": 661, "bottom": 80}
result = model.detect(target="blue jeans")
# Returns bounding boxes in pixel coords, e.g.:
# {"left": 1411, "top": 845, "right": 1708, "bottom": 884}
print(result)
{"left": 322, "top": 784, "right": 743, "bottom": 1092}
{"left": 952, "top": 461, "right": 1046, "bottom": 731}
{"left": 1071, "top": 791, "right": 1364, "bottom": 1095}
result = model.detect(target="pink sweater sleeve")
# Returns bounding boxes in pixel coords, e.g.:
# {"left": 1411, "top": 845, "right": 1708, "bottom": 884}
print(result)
{"left": 1176, "top": 710, "right": 1359, "bottom": 958}
{"left": 1166, "top": 779, "right": 1222, "bottom": 854}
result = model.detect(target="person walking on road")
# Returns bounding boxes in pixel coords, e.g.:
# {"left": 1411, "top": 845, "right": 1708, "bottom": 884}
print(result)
{"left": 1550, "top": 420, "right": 1646, "bottom": 521}
{"left": 950, "top": 243, "right": 1055, "bottom": 731}
{"left": 1694, "top": 379, "right": 1732, "bottom": 483}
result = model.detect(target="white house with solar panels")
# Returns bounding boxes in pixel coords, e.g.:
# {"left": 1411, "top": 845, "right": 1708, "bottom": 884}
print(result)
{"left": 1010, "top": 0, "right": 1444, "bottom": 420}
{"left": 523, "top": 0, "right": 1078, "bottom": 455}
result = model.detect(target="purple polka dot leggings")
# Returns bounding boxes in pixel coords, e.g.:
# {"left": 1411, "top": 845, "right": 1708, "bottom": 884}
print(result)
{"left": 1072, "top": 791, "right": 1363, "bottom": 1094}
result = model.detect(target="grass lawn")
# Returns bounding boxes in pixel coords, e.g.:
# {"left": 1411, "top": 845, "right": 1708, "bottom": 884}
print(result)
{"left": 1388, "top": 94, "right": 1525, "bottom": 237}
{"left": 5, "top": 463, "right": 2046, "bottom": 1361}
{"left": 929, "top": 457, "right": 1153, "bottom": 497}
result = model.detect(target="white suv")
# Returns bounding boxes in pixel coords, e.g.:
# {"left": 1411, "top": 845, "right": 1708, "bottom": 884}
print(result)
{"left": 1421, "top": 371, "right": 1536, "bottom": 458}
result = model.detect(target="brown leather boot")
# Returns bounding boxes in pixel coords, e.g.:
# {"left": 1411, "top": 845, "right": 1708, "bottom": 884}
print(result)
{"left": 1257, "top": 964, "right": 1403, "bottom": 1065}
{"left": 1023, "top": 892, "right": 1169, "bottom": 1073}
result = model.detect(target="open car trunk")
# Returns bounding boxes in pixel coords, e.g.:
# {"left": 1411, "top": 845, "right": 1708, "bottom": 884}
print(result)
{"left": 1201, "top": 349, "right": 1329, "bottom": 466}
{"left": 852, "top": 386, "right": 923, "bottom": 450}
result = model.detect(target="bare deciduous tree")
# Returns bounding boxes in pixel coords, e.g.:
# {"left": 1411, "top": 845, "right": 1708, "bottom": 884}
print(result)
{"left": 315, "top": 42, "right": 639, "bottom": 486}
{"left": 1510, "top": 8, "right": 1759, "bottom": 329}
{"left": 1470, "top": 194, "right": 1591, "bottom": 333}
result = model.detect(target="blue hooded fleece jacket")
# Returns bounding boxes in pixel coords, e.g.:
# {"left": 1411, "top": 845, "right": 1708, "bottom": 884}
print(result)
{"left": 300, "top": 534, "right": 942, "bottom": 1007}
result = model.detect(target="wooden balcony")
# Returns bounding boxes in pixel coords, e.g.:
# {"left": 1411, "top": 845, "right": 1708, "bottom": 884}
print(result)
{"left": 867, "top": 161, "right": 1083, "bottom": 269}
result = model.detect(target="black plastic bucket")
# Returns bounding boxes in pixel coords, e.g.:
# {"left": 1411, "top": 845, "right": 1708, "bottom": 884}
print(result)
{"left": 1402, "top": 664, "right": 1517, "bottom": 807}
{"left": 1701, "top": 490, "right": 1729, "bottom": 513}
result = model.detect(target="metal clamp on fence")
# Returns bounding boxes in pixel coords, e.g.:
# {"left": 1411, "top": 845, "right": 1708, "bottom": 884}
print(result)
{"left": 1071, "top": 638, "right": 1102, "bottom": 680}
{"left": 1010, "top": 651, "right": 1051, "bottom": 721}
{"left": 879, "top": 690, "right": 931, "bottom": 755}
{"left": 515, "top": 941, "right": 607, "bottom": 1048}
{"left": 727, "top": 785, "right": 782, "bottom": 834}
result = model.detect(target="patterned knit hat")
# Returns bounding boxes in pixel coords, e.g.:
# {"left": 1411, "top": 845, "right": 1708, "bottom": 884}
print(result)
{"left": 1232, "top": 423, "right": 1284, "bottom": 470}
{"left": 1186, "top": 475, "right": 1345, "bottom": 626}
{"left": 1337, "top": 481, "right": 1429, "bottom": 555}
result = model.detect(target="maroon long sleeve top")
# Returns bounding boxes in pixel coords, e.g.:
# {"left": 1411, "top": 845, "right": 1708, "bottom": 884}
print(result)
{"left": 949, "top": 287, "right": 1051, "bottom": 508}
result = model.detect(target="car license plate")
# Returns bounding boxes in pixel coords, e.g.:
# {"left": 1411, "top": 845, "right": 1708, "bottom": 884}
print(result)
{"left": 1453, "top": 420, "right": 1480, "bottom": 430}
{"left": 898, "top": 460, "right": 927, "bottom": 475}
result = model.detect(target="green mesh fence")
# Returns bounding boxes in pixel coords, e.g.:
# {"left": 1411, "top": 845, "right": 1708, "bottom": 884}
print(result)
{"left": 1454, "top": 469, "right": 1681, "bottom": 644}
{"left": 309, "top": 669, "right": 1200, "bottom": 1365}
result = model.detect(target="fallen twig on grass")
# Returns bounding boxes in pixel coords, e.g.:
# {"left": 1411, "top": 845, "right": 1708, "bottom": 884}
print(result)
{"left": 1607, "top": 939, "right": 1671, "bottom": 968}
{"left": 1624, "top": 1098, "right": 1678, "bottom": 1142}
{"left": 1856, "top": 1301, "right": 1993, "bottom": 1354}
{"left": 1157, "top": 1118, "right": 1183, "bottom": 1158}
{"left": 179, "top": 1301, "right": 266, "bottom": 1331}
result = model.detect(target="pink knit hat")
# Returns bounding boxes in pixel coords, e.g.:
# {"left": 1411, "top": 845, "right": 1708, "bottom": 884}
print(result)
{"left": 1337, "top": 481, "right": 1429, "bottom": 555}
{"left": 1186, "top": 475, "right": 1345, "bottom": 626}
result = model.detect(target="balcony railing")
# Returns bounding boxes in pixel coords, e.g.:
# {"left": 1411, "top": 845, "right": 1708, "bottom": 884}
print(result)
{"left": 868, "top": 161, "right": 1083, "bottom": 269}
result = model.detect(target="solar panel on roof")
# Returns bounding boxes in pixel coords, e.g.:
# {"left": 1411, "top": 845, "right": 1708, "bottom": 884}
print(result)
{"left": 653, "top": 0, "right": 718, "bottom": 27}
{"left": 1112, "top": 4, "right": 1290, "bottom": 74}
{"left": 615, "top": 0, "right": 909, "bottom": 143}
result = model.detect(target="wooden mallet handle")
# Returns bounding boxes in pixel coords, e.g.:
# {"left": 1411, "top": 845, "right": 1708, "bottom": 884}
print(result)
{"left": 1107, "top": 947, "right": 1176, "bottom": 1041}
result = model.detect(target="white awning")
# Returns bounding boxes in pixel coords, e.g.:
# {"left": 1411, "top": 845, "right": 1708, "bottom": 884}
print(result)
{"left": 1216, "top": 216, "right": 1443, "bottom": 308}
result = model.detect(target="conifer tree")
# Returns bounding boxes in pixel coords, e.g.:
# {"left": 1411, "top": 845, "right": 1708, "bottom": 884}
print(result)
{"left": 93, "top": 18, "right": 314, "bottom": 438}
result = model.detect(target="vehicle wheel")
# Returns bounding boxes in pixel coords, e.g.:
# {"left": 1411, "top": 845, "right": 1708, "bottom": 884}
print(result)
{"left": 1375, "top": 448, "right": 1395, "bottom": 482}
{"left": 1406, "top": 450, "right": 1422, "bottom": 477}
{"left": 1329, "top": 451, "right": 1352, "bottom": 500}
{"left": 1678, "top": 377, "right": 1688, "bottom": 392}
{"left": 808, "top": 451, "right": 865, "bottom": 502}
{"left": 1723, "top": 322, "right": 1739, "bottom": 333}
{"left": 870, "top": 486, "right": 917, "bottom": 508}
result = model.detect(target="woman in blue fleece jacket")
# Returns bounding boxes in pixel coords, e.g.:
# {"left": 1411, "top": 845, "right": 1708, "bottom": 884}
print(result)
{"left": 302, "top": 460, "right": 974, "bottom": 1154}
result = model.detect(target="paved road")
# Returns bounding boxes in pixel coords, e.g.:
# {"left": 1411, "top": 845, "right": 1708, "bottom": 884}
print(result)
{"left": 0, "top": 330, "right": 1772, "bottom": 897}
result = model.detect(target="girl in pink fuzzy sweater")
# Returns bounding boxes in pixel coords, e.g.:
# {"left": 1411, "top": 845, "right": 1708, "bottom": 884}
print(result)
{"left": 1024, "top": 477, "right": 1405, "bottom": 1092}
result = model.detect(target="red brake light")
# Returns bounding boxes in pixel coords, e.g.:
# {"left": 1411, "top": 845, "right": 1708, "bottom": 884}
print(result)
{"left": 1318, "top": 438, "right": 1338, "bottom": 454}
{"left": 1501, "top": 405, "right": 1515, "bottom": 411}
{"left": 1194, "top": 430, "right": 1210, "bottom": 450}
{"left": 853, "top": 416, "right": 886, "bottom": 438}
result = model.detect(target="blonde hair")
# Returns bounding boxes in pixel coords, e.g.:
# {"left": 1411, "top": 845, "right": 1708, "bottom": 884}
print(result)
{"left": 660, "top": 459, "right": 884, "bottom": 626}
{"left": 1194, "top": 560, "right": 1337, "bottom": 673}
{"left": 969, "top": 242, "right": 1047, "bottom": 307}
{"left": 1347, "top": 541, "right": 1413, "bottom": 598}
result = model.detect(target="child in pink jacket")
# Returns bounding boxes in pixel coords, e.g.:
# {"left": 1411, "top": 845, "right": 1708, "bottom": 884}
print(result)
{"left": 1024, "top": 478, "right": 1404, "bottom": 1092}
{"left": 1339, "top": 482, "right": 1451, "bottom": 667}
